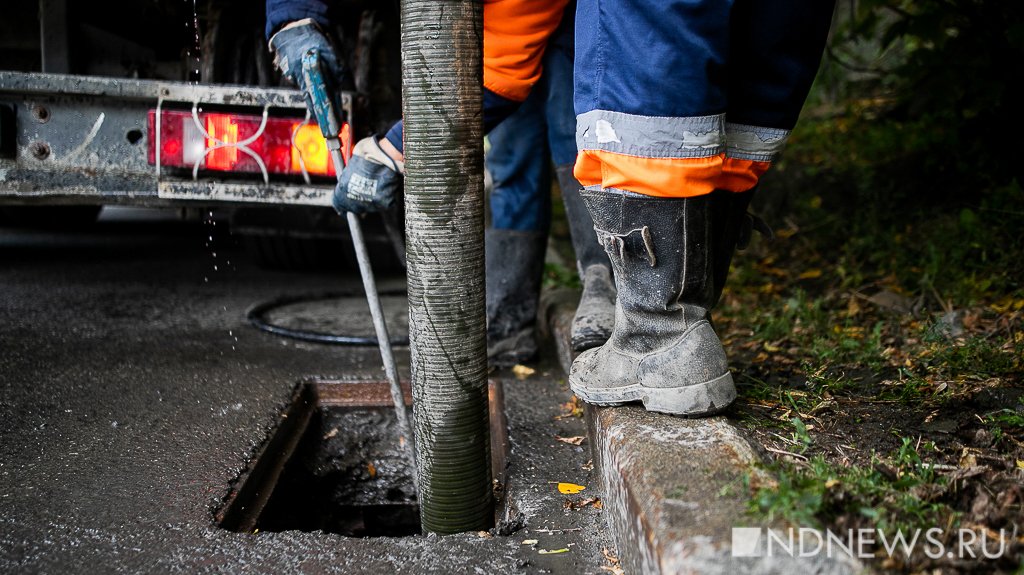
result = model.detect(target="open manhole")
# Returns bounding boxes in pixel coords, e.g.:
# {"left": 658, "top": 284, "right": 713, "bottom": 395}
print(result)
{"left": 217, "top": 378, "right": 508, "bottom": 537}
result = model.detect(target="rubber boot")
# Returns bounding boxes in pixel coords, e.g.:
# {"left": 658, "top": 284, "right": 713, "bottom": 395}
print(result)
{"left": 568, "top": 190, "right": 736, "bottom": 416}
{"left": 486, "top": 228, "right": 547, "bottom": 367}
{"left": 708, "top": 188, "right": 758, "bottom": 310}
{"left": 555, "top": 164, "right": 615, "bottom": 351}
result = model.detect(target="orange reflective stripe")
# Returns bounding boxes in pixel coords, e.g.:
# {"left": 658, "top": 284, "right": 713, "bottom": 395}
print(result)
{"left": 483, "top": 0, "right": 569, "bottom": 102}
{"left": 574, "top": 150, "right": 724, "bottom": 198}
{"left": 716, "top": 158, "right": 771, "bottom": 193}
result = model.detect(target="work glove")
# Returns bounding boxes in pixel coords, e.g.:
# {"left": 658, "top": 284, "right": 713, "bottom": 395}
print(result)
{"left": 333, "top": 136, "right": 404, "bottom": 215}
{"left": 269, "top": 19, "right": 350, "bottom": 99}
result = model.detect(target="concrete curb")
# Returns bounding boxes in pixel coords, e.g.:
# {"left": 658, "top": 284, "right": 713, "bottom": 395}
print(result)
{"left": 541, "top": 289, "right": 867, "bottom": 575}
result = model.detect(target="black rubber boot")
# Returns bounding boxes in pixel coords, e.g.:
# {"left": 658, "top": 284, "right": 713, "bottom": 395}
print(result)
{"left": 486, "top": 228, "right": 547, "bottom": 367}
{"left": 555, "top": 164, "right": 615, "bottom": 351}
{"left": 568, "top": 189, "right": 736, "bottom": 416}
{"left": 708, "top": 187, "right": 758, "bottom": 310}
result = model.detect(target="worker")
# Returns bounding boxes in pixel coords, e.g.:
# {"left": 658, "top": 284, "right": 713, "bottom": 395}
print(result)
{"left": 484, "top": 2, "right": 615, "bottom": 366}
{"left": 266, "top": 0, "right": 615, "bottom": 366}
{"left": 567, "top": 0, "right": 837, "bottom": 415}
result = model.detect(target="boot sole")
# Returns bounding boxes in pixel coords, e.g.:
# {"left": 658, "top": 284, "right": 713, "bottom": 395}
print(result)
{"left": 641, "top": 372, "right": 736, "bottom": 416}
{"left": 570, "top": 372, "right": 736, "bottom": 416}
{"left": 571, "top": 334, "right": 609, "bottom": 353}
{"left": 569, "top": 381, "right": 642, "bottom": 407}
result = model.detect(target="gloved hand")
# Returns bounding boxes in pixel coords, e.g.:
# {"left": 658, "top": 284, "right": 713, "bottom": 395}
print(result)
{"left": 333, "top": 136, "right": 405, "bottom": 215}
{"left": 269, "top": 19, "right": 349, "bottom": 96}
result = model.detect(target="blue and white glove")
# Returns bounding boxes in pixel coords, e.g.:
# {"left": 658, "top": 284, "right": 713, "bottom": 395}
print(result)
{"left": 333, "top": 136, "right": 404, "bottom": 215}
{"left": 269, "top": 19, "right": 349, "bottom": 98}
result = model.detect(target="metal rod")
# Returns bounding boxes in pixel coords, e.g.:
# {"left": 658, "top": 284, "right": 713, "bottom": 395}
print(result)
{"left": 328, "top": 146, "right": 418, "bottom": 486}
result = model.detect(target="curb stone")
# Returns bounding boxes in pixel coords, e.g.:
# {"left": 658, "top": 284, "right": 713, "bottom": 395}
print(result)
{"left": 541, "top": 289, "right": 867, "bottom": 575}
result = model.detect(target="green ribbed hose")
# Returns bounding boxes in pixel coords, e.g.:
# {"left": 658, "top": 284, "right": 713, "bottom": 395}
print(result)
{"left": 400, "top": 0, "right": 493, "bottom": 533}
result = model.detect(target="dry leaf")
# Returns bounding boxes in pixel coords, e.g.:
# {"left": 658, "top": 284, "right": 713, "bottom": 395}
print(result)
{"left": 521, "top": 539, "right": 538, "bottom": 545}
{"left": 556, "top": 435, "right": 586, "bottom": 446}
{"left": 565, "top": 497, "right": 602, "bottom": 510}
{"left": 512, "top": 365, "right": 535, "bottom": 380}
{"left": 538, "top": 548, "right": 569, "bottom": 555}
{"left": 601, "top": 548, "right": 624, "bottom": 575}
{"left": 1017, "top": 460, "right": 1024, "bottom": 469}
{"left": 323, "top": 427, "right": 339, "bottom": 440}
{"left": 556, "top": 482, "right": 586, "bottom": 494}
{"left": 556, "top": 396, "right": 584, "bottom": 419}
{"left": 798, "top": 269, "right": 823, "bottom": 280}
{"left": 367, "top": 462, "right": 377, "bottom": 478}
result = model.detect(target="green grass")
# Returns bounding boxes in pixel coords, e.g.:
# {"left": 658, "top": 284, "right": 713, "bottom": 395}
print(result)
{"left": 542, "top": 261, "right": 581, "bottom": 290}
{"left": 748, "top": 434, "right": 955, "bottom": 535}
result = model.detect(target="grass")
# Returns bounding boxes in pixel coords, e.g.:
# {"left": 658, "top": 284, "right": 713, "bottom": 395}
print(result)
{"left": 748, "top": 431, "right": 955, "bottom": 536}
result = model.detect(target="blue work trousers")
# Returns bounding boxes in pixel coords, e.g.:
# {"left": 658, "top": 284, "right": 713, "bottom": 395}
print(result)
{"left": 486, "top": 7, "right": 576, "bottom": 232}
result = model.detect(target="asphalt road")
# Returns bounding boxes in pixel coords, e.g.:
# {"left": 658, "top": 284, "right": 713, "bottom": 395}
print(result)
{"left": 0, "top": 207, "right": 611, "bottom": 574}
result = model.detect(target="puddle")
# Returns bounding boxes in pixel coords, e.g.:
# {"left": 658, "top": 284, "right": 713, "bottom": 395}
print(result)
{"left": 217, "top": 379, "right": 507, "bottom": 537}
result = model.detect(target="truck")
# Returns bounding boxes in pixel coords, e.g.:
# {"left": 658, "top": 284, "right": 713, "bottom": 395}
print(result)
{"left": 0, "top": 0, "right": 404, "bottom": 269}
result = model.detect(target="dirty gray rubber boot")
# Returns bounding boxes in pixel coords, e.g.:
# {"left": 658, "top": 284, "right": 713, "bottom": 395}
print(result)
{"left": 556, "top": 164, "right": 615, "bottom": 351}
{"left": 568, "top": 189, "right": 736, "bottom": 416}
{"left": 486, "top": 228, "right": 547, "bottom": 368}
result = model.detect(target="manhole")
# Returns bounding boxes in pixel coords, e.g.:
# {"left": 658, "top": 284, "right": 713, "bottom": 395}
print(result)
{"left": 217, "top": 378, "right": 508, "bottom": 537}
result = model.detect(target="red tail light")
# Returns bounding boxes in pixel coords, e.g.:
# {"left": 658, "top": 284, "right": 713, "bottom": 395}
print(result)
{"left": 147, "top": 109, "right": 343, "bottom": 178}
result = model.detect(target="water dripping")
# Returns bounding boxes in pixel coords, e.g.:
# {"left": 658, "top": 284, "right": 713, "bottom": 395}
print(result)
{"left": 184, "top": 0, "right": 202, "bottom": 83}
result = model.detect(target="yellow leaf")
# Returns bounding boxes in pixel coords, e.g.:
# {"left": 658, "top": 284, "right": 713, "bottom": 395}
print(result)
{"left": 763, "top": 343, "right": 782, "bottom": 353}
{"left": 1016, "top": 460, "right": 1024, "bottom": 469}
{"left": 512, "top": 365, "right": 535, "bottom": 380}
{"left": 539, "top": 548, "right": 570, "bottom": 555}
{"left": 557, "top": 482, "right": 586, "bottom": 494}
{"left": 825, "top": 478, "right": 840, "bottom": 489}
{"left": 798, "top": 269, "right": 823, "bottom": 280}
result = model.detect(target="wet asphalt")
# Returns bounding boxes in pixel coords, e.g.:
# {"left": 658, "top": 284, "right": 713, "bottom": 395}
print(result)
{"left": 0, "top": 208, "right": 612, "bottom": 574}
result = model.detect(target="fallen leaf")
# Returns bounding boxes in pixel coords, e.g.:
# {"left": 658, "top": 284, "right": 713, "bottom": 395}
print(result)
{"left": 538, "top": 548, "right": 569, "bottom": 555}
{"left": 477, "top": 531, "right": 492, "bottom": 538}
{"left": 601, "top": 547, "right": 624, "bottom": 575}
{"left": 825, "top": 478, "right": 840, "bottom": 489}
{"left": 798, "top": 269, "right": 823, "bottom": 280}
{"left": 367, "top": 462, "right": 377, "bottom": 478}
{"left": 867, "top": 290, "right": 914, "bottom": 314}
{"left": 521, "top": 539, "right": 538, "bottom": 545}
{"left": 556, "top": 482, "right": 586, "bottom": 494}
{"left": 959, "top": 449, "right": 978, "bottom": 469}
{"left": 565, "top": 497, "right": 602, "bottom": 510}
{"left": 1017, "top": 460, "right": 1024, "bottom": 469}
{"left": 512, "top": 365, "right": 535, "bottom": 380}
{"left": 323, "top": 427, "right": 339, "bottom": 440}
{"left": 556, "top": 396, "right": 584, "bottom": 419}
{"left": 556, "top": 435, "right": 586, "bottom": 446}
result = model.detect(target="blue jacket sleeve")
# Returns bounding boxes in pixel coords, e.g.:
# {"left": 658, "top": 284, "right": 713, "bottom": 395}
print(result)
{"left": 265, "top": 0, "right": 331, "bottom": 39}
{"left": 383, "top": 88, "right": 522, "bottom": 154}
